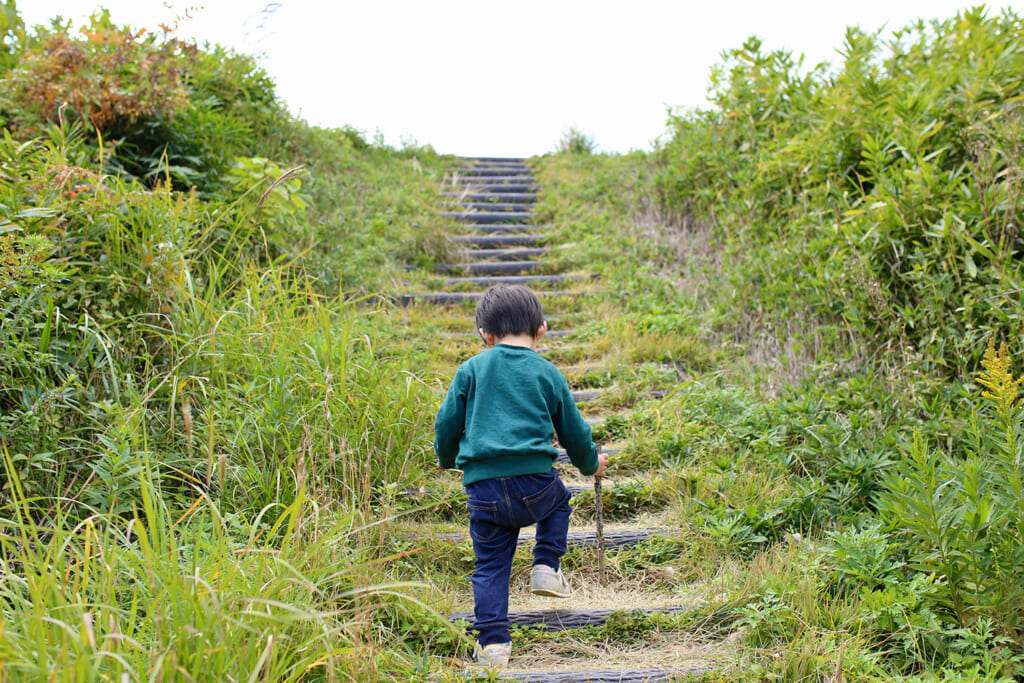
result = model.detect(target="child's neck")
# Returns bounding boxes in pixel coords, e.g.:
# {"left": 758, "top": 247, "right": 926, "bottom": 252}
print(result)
{"left": 494, "top": 333, "right": 537, "bottom": 349}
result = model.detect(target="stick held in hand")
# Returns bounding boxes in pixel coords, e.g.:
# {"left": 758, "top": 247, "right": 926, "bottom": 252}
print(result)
{"left": 594, "top": 475, "right": 605, "bottom": 585}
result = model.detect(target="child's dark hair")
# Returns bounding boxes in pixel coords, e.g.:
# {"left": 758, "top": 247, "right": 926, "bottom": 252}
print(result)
{"left": 475, "top": 285, "right": 545, "bottom": 338}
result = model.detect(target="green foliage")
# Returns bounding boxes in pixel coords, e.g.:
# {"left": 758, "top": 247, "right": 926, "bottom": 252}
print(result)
{"left": 145, "top": 45, "right": 290, "bottom": 193}
{"left": 2, "top": 13, "right": 295, "bottom": 195}
{"left": 2, "top": 10, "right": 193, "bottom": 136}
{"left": 735, "top": 588, "right": 800, "bottom": 645}
{"left": 526, "top": 10, "right": 1024, "bottom": 677}
{"left": 0, "top": 232, "right": 72, "bottom": 496}
{"left": 16, "top": 2, "right": 1024, "bottom": 677}
{"left": 821, "top": 523, "right": 905, "bottom": 594}
{"left": 0, "top": 51, "right": 451, "bottom": 519}
{"left": 0, "top": 0, "right": 25, "bottom": 74}
{"left": 225, "top": 155, "right": 308, "bottom": 235}
{"left": 0, "top": 21, "right": 458, "bottom": 670}
{"left": 510, "top": 609, "right": 698, "bottom": 649}
{"left": 656, "top": 8, "right": 1024, "bottom": 374}
{"left": 556, "top": 126, "right": 597, "bottom": 154}
{"left": 879, "top": 340, "right": 1024, "bottom": 636}
{"left": 0, "top": 459, "right": 438, "bottom": 680}
{"left": 571, "top": 478, "right": 670, "bottom": 519}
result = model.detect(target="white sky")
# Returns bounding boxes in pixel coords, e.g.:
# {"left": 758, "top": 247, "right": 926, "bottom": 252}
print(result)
{"left": 22, "top": 1, "right": 1023, "bottom": 156}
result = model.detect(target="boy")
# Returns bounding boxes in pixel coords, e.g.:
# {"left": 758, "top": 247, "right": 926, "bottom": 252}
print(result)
{"left": 434, "top": 284, "right": 609, "bottom": 668}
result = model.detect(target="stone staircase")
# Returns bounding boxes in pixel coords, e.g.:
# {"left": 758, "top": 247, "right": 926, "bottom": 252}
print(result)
{"left": 406, "top": 157, "right": 706, "bottom": 682}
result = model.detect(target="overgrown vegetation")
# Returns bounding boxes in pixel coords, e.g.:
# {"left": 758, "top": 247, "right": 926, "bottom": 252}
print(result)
{"left": 0, "top": 6, "right": 460, "bottom": 679}
{"left": 620, "top": 5, "right": 1024, "bottom": 680}
{"left": 656, "top": 7, "right": 1024, "bottom": 377}
{"left": 5, "top": 1, "right": 1024, "bottom": 680}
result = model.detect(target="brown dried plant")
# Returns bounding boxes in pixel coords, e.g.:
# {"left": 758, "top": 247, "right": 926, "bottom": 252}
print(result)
{"left": 4, "top": 23, "right": 194, "bottom": 136}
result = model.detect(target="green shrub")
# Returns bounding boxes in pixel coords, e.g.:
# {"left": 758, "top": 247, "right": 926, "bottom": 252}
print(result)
{"left": 0, "top": 0, "right": 25, "bottom": 74}
{"left": 0, "top": 232, "right": 71, "bottom": 497}
{"left": 821, "top": 522, "right": 905, "bottom": 594}
{"left": 656, "top": 9, "right": 1024, "bottom": 374}
{"left": 556, "top": 126, "right": 596, "bottom": 154}
{"left": 0, "top": 114, "right": 447, "bottom": 517}
{"left": 2, "top": 10, "right": 193, "bottom": 136}
{"left": 879, "top": 340, "right": 1024, "bottom": 638}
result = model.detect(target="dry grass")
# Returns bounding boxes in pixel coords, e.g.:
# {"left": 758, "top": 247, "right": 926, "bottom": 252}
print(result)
{"left": 558, "top": 472, "right": 655, "bottom": 490}
{"left": 718, "top": 312, "right": 866, "bottom": 399}
{"left": 633, "top": 208, "right": 840, "bottom": 397}
{"left": 507, "top": 578, "right": 705, "bottom": 613}
{"left": 639, "top": 210, "right": 722, "bottom": 312}
{"left": 394, "top": 519, "right": 675, "bottom": 539}
{"left": 565, "top": 518, "right": 673, "bottom": 534}
{"left": 510, "top": 633, "right": 735, "bottom": 673}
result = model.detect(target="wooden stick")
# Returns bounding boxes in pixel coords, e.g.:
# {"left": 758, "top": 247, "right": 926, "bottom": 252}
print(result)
{"left": 594, "top": 475, "right": 606, "bottom": 585}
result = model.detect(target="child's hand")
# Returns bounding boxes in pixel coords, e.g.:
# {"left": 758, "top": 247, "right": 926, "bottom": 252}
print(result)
{"left": 594, "top": 451, "right": 609, "bottom": 478}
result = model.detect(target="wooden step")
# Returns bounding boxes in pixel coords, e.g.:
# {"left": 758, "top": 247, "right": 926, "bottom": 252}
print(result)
{"left": 444, "top": 274, "right": 580, "bottom": 287}
{"left": 452, "top": 234, "right": 545, "bottom": 247}
{"left": 462, "top": 156, "right": 527, "bottom": 163}
{"left": 438, "top": 261, "right": 544, "bottom": 275}
{"left": 444, "top": 211, "right": 535, "bottom": 223}
{"left": 460, "top": 161, "right": 530, "bottom": 167}
{"left": 459, "top": 224, "right": 546, "bottom": 234}
{"left": 496, "top": 668, "right": 706, "bottom": 682}
{"left": 452, "top": 183, "right": 537, "bottom": 193}
{"left": 449, "top": 606, "right": 691, "bottom": 630}
{"left": 457, "top": 176, "right": 537, "bottom": 184}
{"left": 431, "top": 528, "right": 661, "bottom": 549}
{"left": 457, "top": 202, "right": 535, "bottom": 212}
{"left": 460, "top": 161, "right": 529, "bottom": 168}
{"left": 441, "top": 329, "right": 572, "bottom": 339}
{"left": 399, "top": 290, "right": 581, "bottom": 306}
{"left": 444, "top": 192, "right": 537, "bottom": 202}
{"left": 460, "top": 168, "right": 530, "bottom": 175}
{"left": 460, "top": 168, "right": 533, "bottom": 177}
{"left": 459, "top": 247, "right": 550, "bottom": 260}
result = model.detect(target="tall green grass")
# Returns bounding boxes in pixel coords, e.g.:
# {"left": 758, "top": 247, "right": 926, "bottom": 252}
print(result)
{"left": 0, "top": 120, "right": 443, "bottom": 516}
{"left": 0, "top": 13, "right": 465, "bottom": 675}
{"left": 0, "top": 455, "right": 452, "bottom": 680}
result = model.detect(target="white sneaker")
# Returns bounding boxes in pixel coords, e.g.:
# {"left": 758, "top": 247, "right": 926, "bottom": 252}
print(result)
{"left": 475, "top": 641, "right": 511, "bottom": 668}
{"left": 531, "top": 564, "right": 572, "bottom": 598}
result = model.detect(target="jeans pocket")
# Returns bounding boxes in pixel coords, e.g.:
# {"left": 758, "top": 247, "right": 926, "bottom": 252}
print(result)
{"left": 467, "top": 498, "right": 500, "bottom": 542}
{"left": 523, "top": 478, "right": 569, "bottom": 522}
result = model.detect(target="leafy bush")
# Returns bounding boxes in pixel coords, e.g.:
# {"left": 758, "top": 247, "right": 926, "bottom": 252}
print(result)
{"left": 656, "top": 9, "right": 1024, "bottom": 374}
{"left": 0, "top": 83, "right": 449, "bottom": 518}
{"left": 556, "top": 126, "right": 596, "bottom": 154}
{"left": 0, "top": 0, "right": 25, "bottom": 74}
{"left": 879, "top": 340, "right": 1024, "bottom": 636}
{"left": 821, "top": 522, "right": 905, "bottom": 594}
{"left": 2, "top": 10, "right": 193, "bottom": 136}
{"left": 0, "top": 232, "right": 71, "bottom": 496}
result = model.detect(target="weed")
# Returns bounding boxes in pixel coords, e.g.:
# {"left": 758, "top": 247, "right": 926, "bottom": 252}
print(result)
{"left": 556, "top": 127, "right": 597, "bottom": 155}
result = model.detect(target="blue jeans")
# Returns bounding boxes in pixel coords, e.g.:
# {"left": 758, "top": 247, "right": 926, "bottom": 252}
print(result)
{"left": 465, "top": 469, "right": 572, "bottom": 645}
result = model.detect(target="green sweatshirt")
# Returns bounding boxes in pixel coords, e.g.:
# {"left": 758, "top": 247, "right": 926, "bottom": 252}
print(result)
{"left": 434, "top": 344, "right": 598, "bottom": 485}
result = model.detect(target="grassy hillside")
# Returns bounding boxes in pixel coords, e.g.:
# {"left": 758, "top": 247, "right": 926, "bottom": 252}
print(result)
{"left": 656, "top": 7, "right": 1024, "bottom": 377}
{"left": 645, "top": 6, "right": 1024, "bottom": 679}
{"left": 3, "top": 2, "right": 1024, "bottom": 681}
{"left": 0, "top": 8, "right": 460, "bottom": 680}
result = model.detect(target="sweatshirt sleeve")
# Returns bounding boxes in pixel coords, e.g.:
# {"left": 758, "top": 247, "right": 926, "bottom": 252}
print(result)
{"left": 434, "top": 365, "right": 468, "bottom": 469}
{"left": 551, "top": 374, "right": 598, "bottom": 476}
